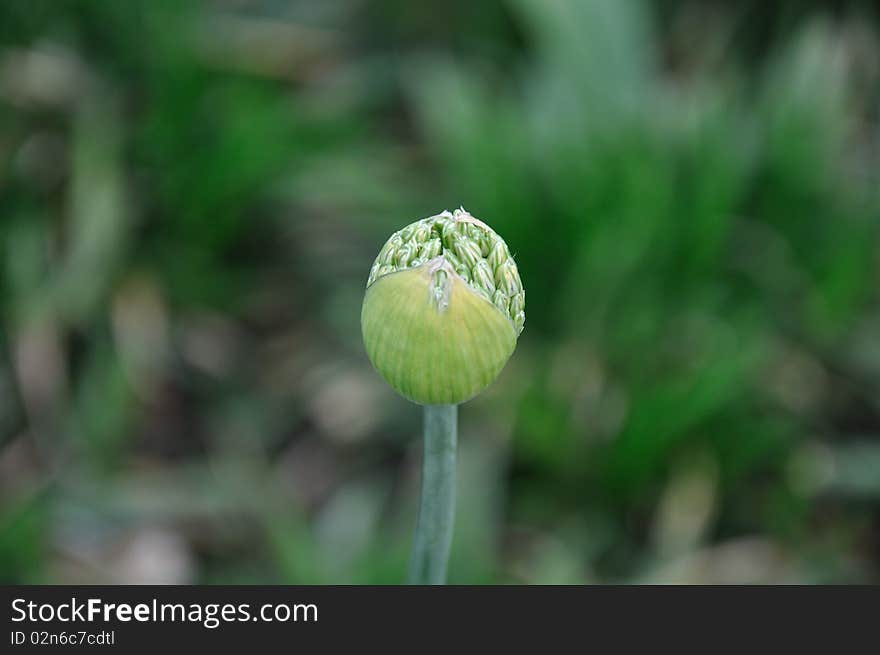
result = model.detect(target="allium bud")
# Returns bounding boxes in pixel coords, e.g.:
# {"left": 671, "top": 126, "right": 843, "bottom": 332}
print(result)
{"left": 361, "top": 208, "right": 525, "bottom": 404}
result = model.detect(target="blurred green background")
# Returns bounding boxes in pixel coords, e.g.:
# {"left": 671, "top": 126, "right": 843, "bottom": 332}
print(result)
{"left": 2, "top": 0, "right": 880, "bottom": 584}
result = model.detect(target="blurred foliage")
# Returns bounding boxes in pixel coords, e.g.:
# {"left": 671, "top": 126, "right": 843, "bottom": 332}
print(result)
{"left": 1, "top": 0, "right": 880, "bottom": 584}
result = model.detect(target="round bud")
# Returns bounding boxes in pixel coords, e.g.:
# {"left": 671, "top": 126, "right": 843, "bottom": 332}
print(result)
{"left": 361, "top": 208, "right": 525, "bottom": 405}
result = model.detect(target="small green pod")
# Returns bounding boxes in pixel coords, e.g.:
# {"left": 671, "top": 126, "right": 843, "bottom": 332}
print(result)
{"left": 361, "top": 208, "right": 525, "bottom": 405}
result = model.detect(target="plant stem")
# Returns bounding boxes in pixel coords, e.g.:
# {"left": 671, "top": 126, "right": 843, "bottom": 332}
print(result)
{"left": 408, "top": 404, "right": 458, "bottom": 584}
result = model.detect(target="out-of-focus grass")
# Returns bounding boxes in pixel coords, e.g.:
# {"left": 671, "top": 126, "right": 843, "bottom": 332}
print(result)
{"left": 1, "top": 0, "right": 879, "bottom": 584}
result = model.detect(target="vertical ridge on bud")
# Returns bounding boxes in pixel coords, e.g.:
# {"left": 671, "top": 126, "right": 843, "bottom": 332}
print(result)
{"left": 430, "top": 259, "right": 452, "bottom": 312}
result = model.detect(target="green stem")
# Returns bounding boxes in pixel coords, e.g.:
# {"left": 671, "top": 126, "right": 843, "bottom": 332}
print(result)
{"left": 408, "top": 404, "right": 458, "bottom": 584}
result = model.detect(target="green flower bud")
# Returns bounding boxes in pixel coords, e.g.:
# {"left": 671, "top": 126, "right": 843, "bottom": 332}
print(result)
{"left": 419, "top": 238, "right": 442, "bottom": 261}
{"left": 453, "top": 239, "right": 482, "bottom": 270}
{"left": 362, "top": 208, "right": 525, "bottom": 404}
{"left": 472, "top": 260, "right": 496, "bottom": 299}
